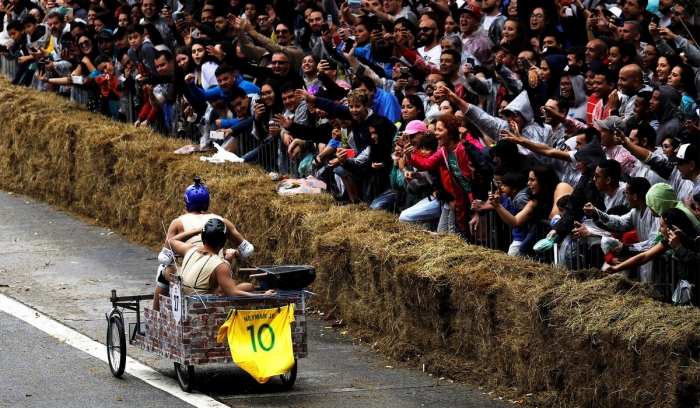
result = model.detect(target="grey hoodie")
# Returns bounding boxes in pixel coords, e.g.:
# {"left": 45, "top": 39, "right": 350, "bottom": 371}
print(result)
{"left": 655, "top": 85, "right": 682, "bottom": 146}
{"left": 565, "top": 73, "right": 588, "bottom": 122}
{"left": 464, "top": 91, "right": 554, "bottom": 153}
{"left": 463, "top": 65, "right": 522, "bottom": 117}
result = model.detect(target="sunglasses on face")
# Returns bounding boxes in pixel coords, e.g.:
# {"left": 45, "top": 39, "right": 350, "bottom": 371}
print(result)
{"left": 531, "top": 13, "right": 544, "bottom": 18}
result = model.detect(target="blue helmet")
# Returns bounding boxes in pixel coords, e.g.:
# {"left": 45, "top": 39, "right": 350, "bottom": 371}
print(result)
{"left": 183, "top": 176, "right": 210, "bottom": 211}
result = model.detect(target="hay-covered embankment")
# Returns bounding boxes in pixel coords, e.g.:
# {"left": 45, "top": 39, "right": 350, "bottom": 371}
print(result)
{"left": 1, "top": 76, "right": 698, "bottom": 407}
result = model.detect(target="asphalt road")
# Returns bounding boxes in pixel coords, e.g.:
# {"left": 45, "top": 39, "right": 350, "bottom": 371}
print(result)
{"left": 0, "top": 309, "right": 188, "bottom": 408}
{"left": 0, "top": 191, "right": 505, "bottom": 407}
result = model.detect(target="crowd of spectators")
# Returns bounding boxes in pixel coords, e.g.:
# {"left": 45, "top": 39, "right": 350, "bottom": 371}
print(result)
{"left": 1, "top": 0, "right": 700, "bottom": 282}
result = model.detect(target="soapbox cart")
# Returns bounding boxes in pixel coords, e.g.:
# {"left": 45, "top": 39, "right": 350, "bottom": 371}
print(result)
{"left": 105, "top": 265, "right": 316, "bottom": 392}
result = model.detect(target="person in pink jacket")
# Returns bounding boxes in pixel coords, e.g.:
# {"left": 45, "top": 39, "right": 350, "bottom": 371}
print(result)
{"left": 404, "top": 113, "right": 487, "bottom": 235}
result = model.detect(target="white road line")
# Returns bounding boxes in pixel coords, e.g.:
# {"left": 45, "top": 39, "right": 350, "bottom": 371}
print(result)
{"left": 0, "top": 293, "right": 228, "bottom": 408}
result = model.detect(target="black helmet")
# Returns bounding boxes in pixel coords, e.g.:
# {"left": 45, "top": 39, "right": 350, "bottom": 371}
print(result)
{"left": 201, "top": 218, "right": 226, "bottom": 247}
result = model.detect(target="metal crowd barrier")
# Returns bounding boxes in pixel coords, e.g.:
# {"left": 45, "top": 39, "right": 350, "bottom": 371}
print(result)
{"left": 653, "top": 254, "right": 700, "bottom": 305}
{"left": 468, "top": 212, "right": 557, "bottom": 264}
{"left": 1, "top": 54, "right": 16, "bottom": 78}
{"left": 233, "top": 133, "right": 302, "bottom": 178}
{"left": 0, "top": 55, "right": 304, "bottom": 177}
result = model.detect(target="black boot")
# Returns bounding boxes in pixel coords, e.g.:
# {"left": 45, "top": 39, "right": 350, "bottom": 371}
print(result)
{"left": 333, "top": 190, "right": 349, "bottom": 202}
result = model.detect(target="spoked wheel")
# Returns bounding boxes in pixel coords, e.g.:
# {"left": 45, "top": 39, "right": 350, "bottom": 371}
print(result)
{"left": 174, "top": 362, "right": 195, "bottom": 392}
{"left": 107, "top": 315, "right": 126, "bottom": 377}
{"left": 279, "top": 358, "right": 298, "bottom": 389}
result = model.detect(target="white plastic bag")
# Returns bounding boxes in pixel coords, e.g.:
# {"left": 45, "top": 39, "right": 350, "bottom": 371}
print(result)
{"left": 672, "top": 280, "right": 694, "bottom": 306}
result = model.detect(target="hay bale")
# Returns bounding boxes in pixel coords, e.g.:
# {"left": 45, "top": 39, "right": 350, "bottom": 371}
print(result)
{"left": 1, "top": 76, "right": 700, "bottom": 407}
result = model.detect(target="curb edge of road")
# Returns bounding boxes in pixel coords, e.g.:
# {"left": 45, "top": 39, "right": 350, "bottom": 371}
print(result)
{"left": 0, "top": 292, "right": 227, "bottom": 408}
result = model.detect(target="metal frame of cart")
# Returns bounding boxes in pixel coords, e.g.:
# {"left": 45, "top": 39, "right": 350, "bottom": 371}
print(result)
{"left": 105, "top": 287, "right": 313, "bottom": 392}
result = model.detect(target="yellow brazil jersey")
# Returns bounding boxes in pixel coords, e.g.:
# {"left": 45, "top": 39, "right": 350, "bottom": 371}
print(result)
{"left": 217, "top": 304, "right": 295, "bottom": 383}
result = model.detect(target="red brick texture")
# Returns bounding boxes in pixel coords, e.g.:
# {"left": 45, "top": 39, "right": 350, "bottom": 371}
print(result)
{"left": 132, "top": 290, "right": 309, "bottom": 366}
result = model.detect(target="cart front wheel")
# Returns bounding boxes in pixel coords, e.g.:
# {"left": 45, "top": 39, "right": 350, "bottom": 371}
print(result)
{"left": 107, "top": 315, "right": 126, "bottom": 377}
{"left": 174, "top": 362, "right": 195, "bottom": 392}
{"left": 279, "top": 358, "right": 297, "bottom": 389}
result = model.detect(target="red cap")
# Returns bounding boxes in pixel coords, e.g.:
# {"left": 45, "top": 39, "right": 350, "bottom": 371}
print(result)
{"left": 459, "top": 4, "right": 482, "bottom": 20}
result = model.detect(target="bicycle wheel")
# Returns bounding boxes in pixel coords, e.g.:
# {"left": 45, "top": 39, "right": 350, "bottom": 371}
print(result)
{"left": 174, "top": 362, "right": 195, "bottom": 392}
{"left": 279, "top": 358, "right": 297, "bottom": 389}
{"left": 107, "top": 315, "right": 126, "bottom": 377}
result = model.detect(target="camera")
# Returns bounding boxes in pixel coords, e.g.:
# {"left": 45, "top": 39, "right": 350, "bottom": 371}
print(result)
{"left": 399, "top": 67, "right": 410, "bottom": 79}
{"left": 321, "top": 22, "right": 329, "bottom": 33}
{"left": 327, "top": 61, "right": 338, "bottom": 70}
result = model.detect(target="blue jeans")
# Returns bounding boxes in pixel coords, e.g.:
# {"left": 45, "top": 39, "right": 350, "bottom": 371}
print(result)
{"left": 399, "top": 196, "right": 441, "bottom": 223}
{"left": 370, "top": 189, "right": 396, "bottom": 211}
{"left": 437, "top": 204, "right": 457, "bottom": 234}
{"left": 242, "top": 147, "right": 259, "bottom": 163}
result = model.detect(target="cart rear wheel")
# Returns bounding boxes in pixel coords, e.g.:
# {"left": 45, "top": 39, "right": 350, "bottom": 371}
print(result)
{"left": 107, "top": 316, "right": 126, "bottom": 377}
{"left": 279, "top": 358, "right": 297, "bottom": 389}
{"left": 174, "top": 362, "right": 195, "bottom": 392}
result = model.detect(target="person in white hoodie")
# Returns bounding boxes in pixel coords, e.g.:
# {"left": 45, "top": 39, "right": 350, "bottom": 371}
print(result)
{"left": 560, "top": 67, "right": 588, "bottom": 123}
{"left": 460, "top": 90, "right": 556, "bottom": 153}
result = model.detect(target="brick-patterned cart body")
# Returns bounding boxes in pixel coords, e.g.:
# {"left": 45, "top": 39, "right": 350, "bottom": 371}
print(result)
{"left": 106, "top": 288, "right": 313, "bottom": 391}
{"left": 132, "top": 290, "right": 311, "bottom": 366}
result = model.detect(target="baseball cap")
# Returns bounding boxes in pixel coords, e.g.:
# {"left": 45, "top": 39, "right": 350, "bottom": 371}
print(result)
{"left": 491, "top": 43, "right": 517, "bottom": 55}
{"left": 595, "top": 115, "right": 626, "bottom": 132}
{"left": 407, "top": 66, "right": 425, "bottom": 83}
{"left": 669, "top": 143, "right": 699, "bottom": 163}
{"left": 562, "top": 65, "right": 582, "bottom": 76}
{"left": 586, "top": 60, "right": 605, "bottom": 74}
{"left": 457, "top": 4, "right": 481, "bottom": 20}
{"left": 113, "top": 27, "right": 126, "bottom": 40}
{"left": 404, "top": 120, "right": 427, "bottom": 135}
{"left": 97, "top": 30, "right": 113, "bottom": 41}
{"left": 390, "top": 56, "right": 412, "bottom": 67}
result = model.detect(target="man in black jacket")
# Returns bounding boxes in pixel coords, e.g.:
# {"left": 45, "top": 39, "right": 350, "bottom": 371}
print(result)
{"left": 548, "top": 138, "right": 608, "bottom": 241}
